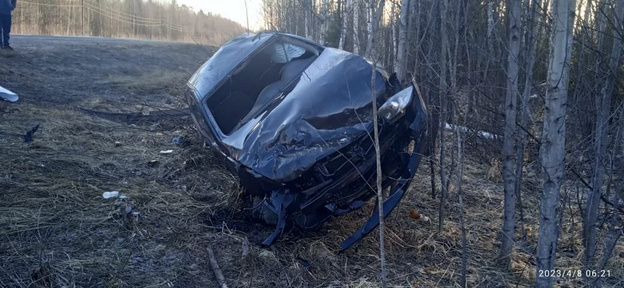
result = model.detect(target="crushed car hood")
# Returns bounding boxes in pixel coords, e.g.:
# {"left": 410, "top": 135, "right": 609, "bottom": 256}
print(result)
{"left": 223, "top": 48, "right": 387, "bottom": 182}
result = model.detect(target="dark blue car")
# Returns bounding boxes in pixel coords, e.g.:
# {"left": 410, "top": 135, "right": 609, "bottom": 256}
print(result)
{"left": 185, "top": 32, "right": 427, "bottom": 250}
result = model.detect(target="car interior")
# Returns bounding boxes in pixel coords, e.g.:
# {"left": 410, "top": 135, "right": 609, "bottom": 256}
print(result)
{"left": 206, "top": 37, "right": 320, "bottom": 135}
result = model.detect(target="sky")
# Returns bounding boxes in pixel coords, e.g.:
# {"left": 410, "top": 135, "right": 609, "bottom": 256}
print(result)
{"left": 177, "top": 0, "right": 264, "bottom": 30}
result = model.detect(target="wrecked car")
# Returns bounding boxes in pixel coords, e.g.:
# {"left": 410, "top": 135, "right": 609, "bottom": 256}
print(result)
{"left": 185, "top": 32, "right": 427, "bottom": 250}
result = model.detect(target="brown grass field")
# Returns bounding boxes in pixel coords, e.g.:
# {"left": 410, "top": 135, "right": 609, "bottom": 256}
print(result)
{"left": 1, "top": 35, "right": 622, "bottom": 287}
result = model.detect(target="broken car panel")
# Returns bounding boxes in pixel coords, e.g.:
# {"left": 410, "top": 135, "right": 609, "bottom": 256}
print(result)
{"left": 186, "top": 32, "right": 427, "bottom": 250}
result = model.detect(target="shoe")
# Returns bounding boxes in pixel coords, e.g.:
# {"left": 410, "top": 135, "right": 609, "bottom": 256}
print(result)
{"left": 4, "top": 46, "right": 13, "bottom": 51}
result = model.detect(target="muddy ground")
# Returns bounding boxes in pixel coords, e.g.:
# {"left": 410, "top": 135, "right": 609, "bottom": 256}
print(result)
{"left": 1, "top": 35, "right": 622, "bottom": 287}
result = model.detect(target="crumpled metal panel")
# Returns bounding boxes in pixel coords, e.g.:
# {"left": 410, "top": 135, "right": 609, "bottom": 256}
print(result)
{"left": 222, "top": 48, "right": 387, "bottom": 182}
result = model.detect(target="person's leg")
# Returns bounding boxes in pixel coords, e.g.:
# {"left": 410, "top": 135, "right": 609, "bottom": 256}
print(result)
{"left": 0, "top": 14, "right": 5, "bottom": 47}
{"left": 2, "top": 14, "right": 11, "bottom": 48}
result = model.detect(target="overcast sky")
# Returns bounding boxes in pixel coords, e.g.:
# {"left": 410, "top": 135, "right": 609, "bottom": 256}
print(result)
{"left": 177, "top": 0, "right": 263, "bottom": 30}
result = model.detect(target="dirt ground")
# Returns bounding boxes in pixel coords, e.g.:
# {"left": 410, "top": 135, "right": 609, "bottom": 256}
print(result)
{"left": 1, "top": 35, "right": 622, "bottom": 287}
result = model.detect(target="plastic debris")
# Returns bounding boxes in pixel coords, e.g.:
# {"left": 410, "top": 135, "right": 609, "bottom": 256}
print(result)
{"left": 0, "top": 85, "right": 18, "bottom": 102}
{"left": 172, "top": 136, "right": 183, "bottom": 146}
{"left": 102, "top": 191, "right": 120, "bottom": 199}
{"left": 160, "top": 150, "right": 173, "bottom": 154}
{"left": 147, "top": 160, "right": 159, "bottom": 167}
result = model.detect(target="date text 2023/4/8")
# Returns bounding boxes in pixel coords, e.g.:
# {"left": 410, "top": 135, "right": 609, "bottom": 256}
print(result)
{"left": 538, "top": 269, "right": 611, "bottom": 279}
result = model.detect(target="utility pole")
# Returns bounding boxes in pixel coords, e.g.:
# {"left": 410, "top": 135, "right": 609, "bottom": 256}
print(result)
{"left": 244, "top": 0, "right": 250, "bottom": 33}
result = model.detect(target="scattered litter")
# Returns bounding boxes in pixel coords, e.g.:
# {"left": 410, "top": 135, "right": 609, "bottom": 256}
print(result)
{"left": 172, "top": 136, "right": 183, "bottom": 146}
{"left": 160, "top": 150, "right": 173, "bottom": 154}
{"left": 444, "top": 122, "right": 500, "bottom": 140}
{"left": 102, "top": 191, "right": 120, "bottom": 199}
{"left": 409, "top": 209, "right": 431, "bottom": 223}
{"left": 0, "top": 85, "right": 18, "bottom": 102}
{"left": 114, "top": 141, "right": 123, "bottom": 147}
{"left": 24, "top": 124, "right": 40, "bottom": 143}
{"left": 258, "top": 250, "right": 277, "bottom": 262}
{"left": 147, "top": 160, "right": 159, "bottom": 167}
{"left": 171, "top": 136, "right": 190, "bottom": 147}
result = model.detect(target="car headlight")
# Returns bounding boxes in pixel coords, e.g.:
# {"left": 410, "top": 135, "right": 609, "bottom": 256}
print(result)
{"left": 377, "top": 86, "right": 413, "bottom": 123}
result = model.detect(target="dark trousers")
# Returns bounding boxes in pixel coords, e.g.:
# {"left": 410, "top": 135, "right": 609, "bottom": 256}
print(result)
{"left": 0, "top": 14, "right": 11, "bottom": 47}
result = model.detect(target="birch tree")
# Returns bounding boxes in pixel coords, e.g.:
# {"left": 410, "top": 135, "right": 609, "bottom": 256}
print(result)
{"left": 499, "top": 0, "right": 521, "bottom": 270}
{"left": 354, "top": 0, "right": 360, "bottom": 54}
{"left": 394, "top": 0, "right": 411, "bottom": 84}
{"left": 584, "top": 0, "right": 624, "bottom": 271}
{"left": 339, "top": 0, "right": 350, "bottom": 49}
{"left": 535, "top": 0, "right": 576, "bottom": 286}
{"left": 438, "top": 0, "right": 449, "bottom": 233}
{"left": 515, "top": 0, "right": 540, "bottom": 242}
{"left": 364, "top": 0, "right": 386, "bottom": 59}
{"left": 320, "top": 0, "right": 329, "bottom": 44}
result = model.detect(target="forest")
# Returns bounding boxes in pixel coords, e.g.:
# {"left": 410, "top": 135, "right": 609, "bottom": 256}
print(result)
{"left": 260, "top": 0, "right": 624, "bottom": 287}
{"left": 11, "top": 0, "right": 245, "bottom": 44}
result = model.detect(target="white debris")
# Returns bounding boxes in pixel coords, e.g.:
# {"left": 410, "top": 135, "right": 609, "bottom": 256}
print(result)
{"left": 160, "top": 150, "right": 174, "bottom": 154}
{"left": 0, "top": 85, "right": 18, "bottom": 103}
{"left": 259, "top": 250, "right": 277, "bottom": 262}
{"left": 477, "top": 130, "right": 498, "bottom": 140}
{"left": 102, "top": 191, "right": 120, "bottom": 199}
{"left": 444, "top": 122, "right": 500, "bottom": 140}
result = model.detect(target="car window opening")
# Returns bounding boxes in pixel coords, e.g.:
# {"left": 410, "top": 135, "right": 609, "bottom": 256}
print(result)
{"left": 206, "top": 37, "right": 318, "bottom": 135}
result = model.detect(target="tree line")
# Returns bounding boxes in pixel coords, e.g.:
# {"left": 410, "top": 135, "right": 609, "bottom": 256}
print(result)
{"left": 262, "top": 0, "right": 623, "bottom": 287}
{"left": 12, "top": 0, "right": 245, "bottom": 44}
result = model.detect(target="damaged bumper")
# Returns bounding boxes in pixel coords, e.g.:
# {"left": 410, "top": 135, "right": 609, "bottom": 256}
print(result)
{"left": 246, "top": 86, "right": 427, "bottom": 250}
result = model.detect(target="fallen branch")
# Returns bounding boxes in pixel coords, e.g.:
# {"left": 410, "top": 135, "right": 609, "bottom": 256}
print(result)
{"left": 206, "top": 246, "right": 228, "bottom": 288}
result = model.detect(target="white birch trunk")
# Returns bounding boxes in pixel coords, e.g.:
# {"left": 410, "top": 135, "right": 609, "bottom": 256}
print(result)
{"left": 366, "top": 0, "right": 373, "bottom": 54}
{"left": 305, "top": 0, "right": 312, "bottom": 39}
{"left": 394, "top": 0, "right": 411, "bottom": 84}
{"left": 391, "top": 1, "right": 398, "bottom": 61}
{"left": 339, "top": 0, "right": 351, "bottom": 50}
{"left": 500, "top": 0, "right": 521, "bottom": 270}
{"left": 437, "top": 0, "right": 449, "bottom": 233}
{"left": 354, "top": 0, "right": 360, "bottom": 54}
{"left": 321, "top": 0, "right": 328, "bottom": 44}
{"left": 365, "top": 0, "right": 386, "bottom": 59}
{"left": 535, "top": 0, "right": 576, "bottom": 286}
